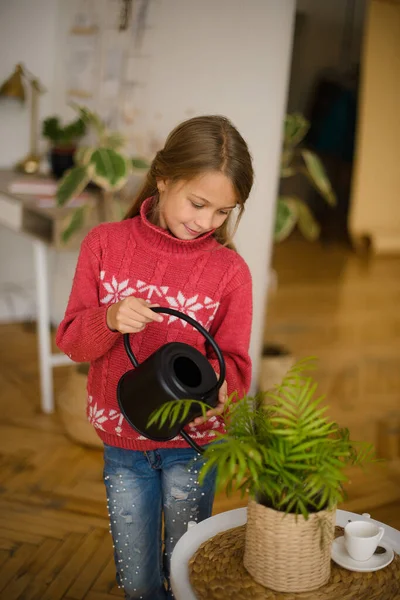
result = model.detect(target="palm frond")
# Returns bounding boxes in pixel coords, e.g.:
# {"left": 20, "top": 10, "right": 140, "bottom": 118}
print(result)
{"left": 148, "top": 357, "right": 375, "bottom": 517}
{"left": 147, "top": 398, "right": 211, "bottom": 429}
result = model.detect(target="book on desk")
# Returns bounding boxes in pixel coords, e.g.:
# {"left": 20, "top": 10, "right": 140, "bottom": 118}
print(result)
{"left": 0, "top": 170, "right": 97, "bottom": 250}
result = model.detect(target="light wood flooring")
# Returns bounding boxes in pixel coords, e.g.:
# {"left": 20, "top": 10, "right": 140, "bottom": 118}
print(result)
{"left": 0, "top": 237, "right": 399, "bottom": 598}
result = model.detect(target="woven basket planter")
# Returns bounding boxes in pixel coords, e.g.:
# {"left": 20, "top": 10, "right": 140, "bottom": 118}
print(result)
{"left": 58, "top": 365, "right": 103, "bottom": 450}
{"left": 243, "top": 499, "right": 336, "bottom": 593}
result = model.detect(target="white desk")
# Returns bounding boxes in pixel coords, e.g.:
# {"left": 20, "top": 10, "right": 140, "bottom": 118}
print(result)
{"left": 171, "top": 507, "right": 400, "bottom": 600}
{"left": 0, "top": 170, "right": 99, "bottom": 413}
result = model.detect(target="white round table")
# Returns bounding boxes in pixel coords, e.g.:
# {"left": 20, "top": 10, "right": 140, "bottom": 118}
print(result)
{"left": 170, "top": 508, "right": 400, "bottom": 600}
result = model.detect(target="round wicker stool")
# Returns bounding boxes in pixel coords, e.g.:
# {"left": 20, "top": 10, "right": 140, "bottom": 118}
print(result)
{"left": 189, "top": 526, "right": 400, "bottom": 600}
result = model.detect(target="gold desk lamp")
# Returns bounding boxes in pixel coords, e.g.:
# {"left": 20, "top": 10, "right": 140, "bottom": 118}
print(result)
{"left": 0, "top": 63, "right": 46, "bottom": 174}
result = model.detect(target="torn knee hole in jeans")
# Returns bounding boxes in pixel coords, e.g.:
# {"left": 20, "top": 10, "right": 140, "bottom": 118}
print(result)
{"left": 118, "top": 509, "right": 133, "bottom": 523}
{"left": 170, "top": 486, "right": 189, "bottom": 501}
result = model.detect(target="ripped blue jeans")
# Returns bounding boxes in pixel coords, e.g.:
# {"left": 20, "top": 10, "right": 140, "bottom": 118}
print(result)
{"left": 103, "top": 443, "right": 216, "bottom": 600}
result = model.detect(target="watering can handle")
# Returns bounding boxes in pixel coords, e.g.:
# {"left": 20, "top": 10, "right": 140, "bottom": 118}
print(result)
{"left": 123, "top": 307, "right": 226, "bottom": 397}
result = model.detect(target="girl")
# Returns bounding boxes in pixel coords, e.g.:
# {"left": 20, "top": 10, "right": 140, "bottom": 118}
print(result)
{"left": 56, "top": 115, "right": 254, "bottom": 600}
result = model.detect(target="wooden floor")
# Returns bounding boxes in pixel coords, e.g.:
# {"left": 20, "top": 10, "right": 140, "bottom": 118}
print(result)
{"left": 0, "top": 238, "right": 400, "bottom": 598}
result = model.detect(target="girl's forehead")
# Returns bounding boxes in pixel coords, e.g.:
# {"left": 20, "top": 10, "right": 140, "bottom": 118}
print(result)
{"left": 178, "top": 172, "right": 237, "bottom": 206}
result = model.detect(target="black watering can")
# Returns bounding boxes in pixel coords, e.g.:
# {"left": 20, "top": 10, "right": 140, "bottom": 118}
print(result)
{"left": 117, "top": 307, "right": 226, "bottom": 454}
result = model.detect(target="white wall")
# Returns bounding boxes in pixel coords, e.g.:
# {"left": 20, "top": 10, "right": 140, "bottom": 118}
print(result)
{"left": 0, "top": 0, "right": 296, "bottom": 389}
{"left": 0, "top": 0, "right": 59, "bottom": 166}
{"left": 0, "top": 0, "right": 62, "bottom": 322}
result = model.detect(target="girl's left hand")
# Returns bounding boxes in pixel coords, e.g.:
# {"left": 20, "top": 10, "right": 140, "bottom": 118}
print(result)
{"left": 188, "top": 378, "right": 228, "bottom": 428}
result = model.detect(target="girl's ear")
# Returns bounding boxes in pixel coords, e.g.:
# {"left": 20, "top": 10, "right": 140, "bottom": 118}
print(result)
{"left": 156, "top": 178, "right": 167, "bottom": 193}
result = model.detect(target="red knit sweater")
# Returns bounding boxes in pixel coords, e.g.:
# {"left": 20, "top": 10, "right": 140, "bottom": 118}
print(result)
{"left": 56, "top": 198, "right": 253, "bottom": 450}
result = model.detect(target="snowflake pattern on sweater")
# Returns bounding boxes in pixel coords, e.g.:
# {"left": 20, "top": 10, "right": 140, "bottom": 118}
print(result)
{"left": 87, "top": 394, "right": 219, "bottom": 440}
{"left": 99, "top": 273, "right": 220, "bottom": 330}
{"left": 100, "top": 276, "right": 136, "bottom": 305}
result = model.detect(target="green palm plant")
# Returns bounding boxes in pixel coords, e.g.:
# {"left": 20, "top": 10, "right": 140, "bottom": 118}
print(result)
{"left": 275, "top": 114, "right": 337, "bottom": 243}
{"left": 56, "top": 104, "right": 149, "bottom": 242}
{"left": 148, "top": 358, "right": 374, "bottom": 518}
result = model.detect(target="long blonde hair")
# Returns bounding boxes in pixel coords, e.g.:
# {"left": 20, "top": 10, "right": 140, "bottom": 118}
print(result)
{"left": 125, "top": 115, "right": 253, "bottom": 249}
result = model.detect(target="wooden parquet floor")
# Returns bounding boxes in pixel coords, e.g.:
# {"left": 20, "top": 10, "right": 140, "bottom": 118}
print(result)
{"left": 0, "top": 238, "right": 400, "bottom": 598}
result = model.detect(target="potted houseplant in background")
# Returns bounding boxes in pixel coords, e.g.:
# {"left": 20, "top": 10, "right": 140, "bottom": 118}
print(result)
{"left": 56, "top": 104, "right": 149, "bottom": 243}
{"left": 260, "top": 113, "right": 338, "bottom": 393}
{"left": 56, "top": 104, "right": 149, "bottom": 448}
{"left": 42, "top": 114, "right": 86, "bottom": 179}
{"left": 149, "top": 358, "right": 374, "bottom": 593}
{"left": 274, "top": 113, "right": 337, "bottom": 244}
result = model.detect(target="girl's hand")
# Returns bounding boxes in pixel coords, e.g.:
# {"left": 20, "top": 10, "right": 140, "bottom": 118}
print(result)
{"left": 188, "top": 377, "right": 228, "bottom": 428}
{"left": 106, "top": 297, "right": 163, "bottom": 334}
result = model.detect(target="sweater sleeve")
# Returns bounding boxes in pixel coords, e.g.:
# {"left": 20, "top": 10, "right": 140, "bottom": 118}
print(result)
{"left": 207, "top": 260, "right": 253, "bottom": 398}
{"left": 56, "top": 228, "right": 120, "bottom": 362}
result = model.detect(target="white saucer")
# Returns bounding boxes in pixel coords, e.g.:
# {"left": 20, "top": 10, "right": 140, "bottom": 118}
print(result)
{"left": 331, "top": 536, "right": 394, "bottom": 572}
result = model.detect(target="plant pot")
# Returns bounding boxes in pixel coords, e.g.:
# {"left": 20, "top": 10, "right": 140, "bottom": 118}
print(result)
{"left": 243, "top": 499, "right": 335, "bottom": 593}
{"left": 57, "top": 364, "right": 103, "bottom": 449}
{"left": 49, "top": 146, "right": 76, "bottom": 179}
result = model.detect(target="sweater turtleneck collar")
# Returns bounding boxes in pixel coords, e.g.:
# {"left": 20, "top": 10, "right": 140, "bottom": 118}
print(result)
{"left": 131, "top": 197, "right": 218, "bottom": 255}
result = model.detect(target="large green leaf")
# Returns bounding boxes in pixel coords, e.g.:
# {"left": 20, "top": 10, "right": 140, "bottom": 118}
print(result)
{"left": 74, "top": 146, "right": 94, "bottom": 166}
{"left": 90, "top": 148, "right": 130, "bottom": 191}
{"left": 62, "top": 206, "right": 86, "bottom": 243}
{"left": 56, "top": 166, "right": 90, "bottom": 207}
{"left": 301, "top": 150, "right": 336, "bottom": 206}
{"left": 132, "top": 157, "right": 150, "bottom": 170}
{"left": 284, "top": 114, "right": 309, "bottom": 149}
{"left": 295, "top": 200, "right": 320, "bottom": 241}
{"left": 274, "top": 196, "right": 298, "bottom": 242}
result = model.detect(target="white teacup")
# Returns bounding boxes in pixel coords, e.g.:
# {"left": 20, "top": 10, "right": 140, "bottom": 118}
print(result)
{"left": 344, "top": 521, "right": 385, "bottom": 561}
